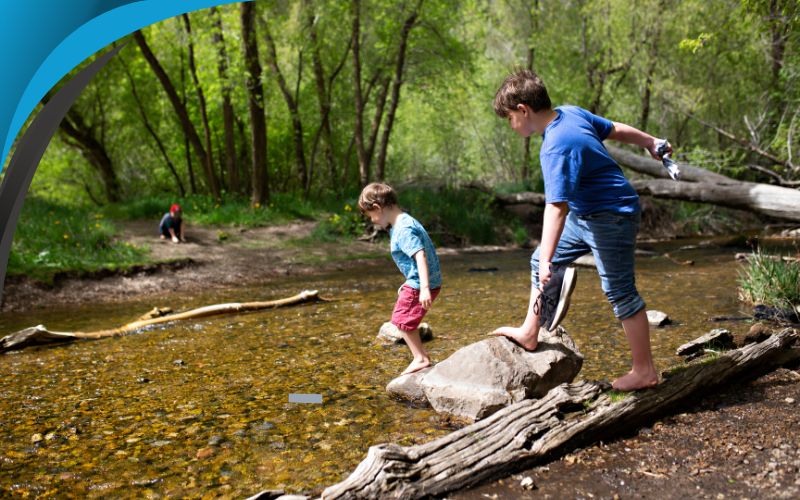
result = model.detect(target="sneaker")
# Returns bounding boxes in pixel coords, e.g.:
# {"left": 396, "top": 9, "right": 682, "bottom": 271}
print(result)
{"left": 535, "top": 264, "right": 578, "bottom": 332}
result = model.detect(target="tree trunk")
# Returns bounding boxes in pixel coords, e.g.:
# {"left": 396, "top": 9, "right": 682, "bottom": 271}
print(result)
{"left": 322, "top": 328, "right": 800, "bottom": 499}
{"left": 182, "top": 14, "right": 219, "bottom": 199}
{"left": 179, "top": 46, "right": 198, "bottom": 194}
{"left": 212, "top": 6, "right": 239, "bottom": 194}
{"left": 605, "top": 144, "right": 732, "bottom": 183}
{"left": 240, "top": 2, "right": 269, "bottom": 205}
{"left": 351, "top": 0, "right": 369, "bottom": 187}
{"left": 375, "top": 0, "right": 423, "bottom": 181}
{"left": 631, "top": 178, "right": 800, "bottom": 222}
{"left": 133, "top": 30, "right": 219, "bottom": 198}
{"left": 58, "top": 109, "right": 122, "bottom": 203}
{"left": 121, "top": 60, "right": 185, "bottom": 197}
{"left": 0, "top": 290, "right": 322, "bottom": 353}
{"left": 262, "top": 19, "right": 308, "bottom": 192}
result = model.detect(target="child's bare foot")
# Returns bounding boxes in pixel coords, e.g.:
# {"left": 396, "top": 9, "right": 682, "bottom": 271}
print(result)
{"left": 401, "top": 358, "right": 431, "bottom": 376}
{"left": 489, "top": 326, "right": 538, "bottom": 351}
{"left": 611, "top": 369, "right": 659, "bottom": 391}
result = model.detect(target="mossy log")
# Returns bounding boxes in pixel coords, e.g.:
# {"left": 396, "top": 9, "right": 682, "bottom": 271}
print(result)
{"left": 321, "top": 328, "right": 799, "bottom": 499}
{"left": 0, "top": 289, "right": 321, "bottom": 353}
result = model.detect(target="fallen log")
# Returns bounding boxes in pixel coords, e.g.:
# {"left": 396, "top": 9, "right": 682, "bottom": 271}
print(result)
{"left": 320, "top": 328, "right": 799, "bottom": 499}
{"left": 631, "top": 179, "right": 800, "bottom": 222}
{"left": 605, "top": 144, "right": 732, "bottom": 183}
{"left": 0, "top": 289, "right": 321, "bottom": 353}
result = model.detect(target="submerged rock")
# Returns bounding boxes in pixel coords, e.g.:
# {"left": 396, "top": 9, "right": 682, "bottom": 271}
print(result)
{"left": 377, "top": 322, "right": 433, "bottom": 344}
{"left": 385, "top": 367, "right": 433, "bottom": 406}
{"left": 647, "top": 310, "right": 671, "bottom": 327}
{"left": 415, "top": 327, "right": 583, "bottom": 421}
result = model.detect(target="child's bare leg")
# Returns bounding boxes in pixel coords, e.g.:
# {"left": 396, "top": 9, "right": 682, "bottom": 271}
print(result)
{"left": 612, "top": 308, "right": 659, "bottom": 391}
{"left": 490, "top": 285, "right": 541, "bottom": 351}
{"left": 400, "top": 327, "right": 431, "bottom": 375}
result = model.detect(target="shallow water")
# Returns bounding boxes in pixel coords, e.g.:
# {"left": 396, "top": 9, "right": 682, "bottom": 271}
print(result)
{"left": 0, "top": 241, "right": 760, "bottom": 497}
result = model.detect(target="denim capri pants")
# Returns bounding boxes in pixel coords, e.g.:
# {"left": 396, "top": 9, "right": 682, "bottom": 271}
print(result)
{"left": 531, "top": 210, "right": 645, "bottom": 320}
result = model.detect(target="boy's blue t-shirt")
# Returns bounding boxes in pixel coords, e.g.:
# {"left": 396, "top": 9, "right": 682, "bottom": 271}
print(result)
{"left": 540, "top": 105, "right": 639, "bottom": 215}
{"left": 389, "top": 213, "right": 442, "bottom": 290}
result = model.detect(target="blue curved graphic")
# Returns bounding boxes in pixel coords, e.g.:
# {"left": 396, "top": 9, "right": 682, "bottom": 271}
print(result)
{"left": 0, "top": 0, "right": 246, "bottom": 174}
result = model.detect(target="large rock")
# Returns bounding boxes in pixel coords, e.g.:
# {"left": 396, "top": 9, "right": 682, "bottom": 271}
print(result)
{"left": 385, "top": 367, "right": 432, "bottom": 406}
{"left": 377, "top": 322, "right": 433, "bottom": 345}
{"left": 418, "top": 327, "right": 583, "bottom": 421}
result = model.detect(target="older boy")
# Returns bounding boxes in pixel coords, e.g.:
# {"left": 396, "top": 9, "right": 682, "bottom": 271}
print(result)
{"left": 491, "top": 69, "right": 670, "bottom": 391}
{"left": 359, "top": 183, "right": 442, "bottom": 376}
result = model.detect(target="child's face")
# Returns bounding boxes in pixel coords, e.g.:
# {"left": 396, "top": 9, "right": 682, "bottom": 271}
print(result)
{"left": 507, "top": 105, "right": 536, "bottom": 137}
{"left": 364, "top": 206, "right": 391, "bottom": 229}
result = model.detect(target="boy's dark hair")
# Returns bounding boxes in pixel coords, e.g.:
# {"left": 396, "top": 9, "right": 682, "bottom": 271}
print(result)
{"left": 358, "top": 182, "right": 398, "bottom": 212}
{"left": 493, "top": 69, "right": 551, "bottom": 118}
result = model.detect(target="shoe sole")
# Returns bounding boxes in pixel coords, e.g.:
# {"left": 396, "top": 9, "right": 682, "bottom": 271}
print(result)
{"left": 550, "top": 266, "right": 577, "bottom": 331}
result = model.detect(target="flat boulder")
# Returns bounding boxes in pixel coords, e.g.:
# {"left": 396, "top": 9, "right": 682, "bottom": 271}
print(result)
{"left": 418, "top": 327, "right": 583, "bottom": 421}
{"left": 647, "top": 310, "right": 671, "bottom": 327}
{"left": 385, "top": 367, "right": 433, "bottom": 406}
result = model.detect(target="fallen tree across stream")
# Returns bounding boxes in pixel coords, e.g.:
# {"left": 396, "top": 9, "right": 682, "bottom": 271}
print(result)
{"left": 468, "top": 148, "right": 800, "bottom": 223}
{"left": 320, "top": 328, "right": 799, "bottom": 499}
{"left": 0, "top": 289, "right": 322, "bottom": 353}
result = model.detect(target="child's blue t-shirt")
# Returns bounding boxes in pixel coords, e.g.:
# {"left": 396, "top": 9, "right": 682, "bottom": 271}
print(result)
{"left": 540, "top": 105, "right": 639, "bottom": 215}
{"left": 389, "top": 213, "right": 442, "bottom": 290}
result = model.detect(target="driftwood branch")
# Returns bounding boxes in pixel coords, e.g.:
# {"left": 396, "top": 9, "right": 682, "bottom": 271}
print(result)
{"left": 321, "top": 329, "right": 799, "bottom": 499}
{"left": 0, "top": 290, "right": 322, "bottom": 353}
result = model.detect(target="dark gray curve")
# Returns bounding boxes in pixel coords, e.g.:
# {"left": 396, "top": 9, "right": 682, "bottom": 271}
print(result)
{"left": 0, "top": 44, "right": 125, "bottom": 309}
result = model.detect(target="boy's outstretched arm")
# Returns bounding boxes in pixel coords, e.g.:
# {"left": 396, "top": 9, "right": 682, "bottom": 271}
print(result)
{"left": 608, "top": 122, "right": 671, "bottom": 160}
{"left": 414, "top": 250, "right": 432, "bottom": 309}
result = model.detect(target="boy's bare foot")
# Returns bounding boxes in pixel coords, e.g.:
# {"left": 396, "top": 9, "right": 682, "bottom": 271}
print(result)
{"left": 611, "top": 369, "right": 659, "bottom": 391}
{"left": 489, "top": 327, "right": 538, "bottom": 351}
{"left": 401, "top": 358, "right": 431, "bottom": 376}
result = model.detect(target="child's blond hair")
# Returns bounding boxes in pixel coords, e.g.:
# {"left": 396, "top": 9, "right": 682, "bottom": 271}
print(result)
{"left": 358, "top": 182, "right": 398, "bottom": 212}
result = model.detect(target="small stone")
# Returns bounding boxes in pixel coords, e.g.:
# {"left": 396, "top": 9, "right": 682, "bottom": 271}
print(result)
{"left": 151, "top": 440, "right": 171, "bottom": 447}
{"left": 195, "top": 447, "right": 214, "bottom": 459}
{"left": 785, "top": 398, "right": 795, "bottom": 404}
{"left": 136, "top": 377, "right": 150, "bottom": 384}
{"left": 208, "top": 435, "right": 224, "bottom": 446}
{"left": 173, "top": 359, "right": 186, "bottom": 366}
{"left": 377, "top": 322, "right": 433, "bottom": 344}
{"left": 31, "top": 433, "right": 43, "bottom": 443}
{"left": 233, "top": 429, "right": 247, "bottom": 438}
{"left": 45, "top": 432, "right": 57, "bottom": 441}
{"left": 520, "top": 476, "right": 535, "bottom": 490}
{"left": 646, "top": 310, "right": 671, "bottom": 327}
{"left": 251, "top": 421, "right": 275, "bottom": 432}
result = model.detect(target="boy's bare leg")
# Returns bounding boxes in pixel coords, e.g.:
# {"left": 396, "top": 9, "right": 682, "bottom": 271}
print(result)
{"left": 400, "top": 328, "right": 431, "bottom": 375}
{"left": 612, "top": 308, "right": 659, "bottom": 391}
{"left": 490, "top": 285, "right": 541, "bottom": 351}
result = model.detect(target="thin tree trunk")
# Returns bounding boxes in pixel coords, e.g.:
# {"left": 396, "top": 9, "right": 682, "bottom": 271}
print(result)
{"left": 58, "top": 109, "right": 122, "bottom": 202}
{"left": 211, "top": 6, "right": 239, "bottom": 194}
{"left": 262, "top": 19, "right": 308, "bottom": 191}
{"left": 179, "top": 46, "right": 197, "bottom": 194}
{"left": 182, "top": 14, "right": 219, "bottom": 199}
{"left": 133, "top": 30, "right": 219, "bottom": 198}
{"left": 375, "top": 0, "right": 423, "bottom": 181}
{"left": 121, "top": 60, "right": 185, "bottom": 196}
{"left": 240, "top": 2, "right": 269, "bottom": 204}
{"left": 352, "top": 0, "right": 369, "bottom": 186}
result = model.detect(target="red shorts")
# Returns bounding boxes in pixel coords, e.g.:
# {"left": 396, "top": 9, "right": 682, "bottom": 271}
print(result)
{"left": 391, "top": 285, "right": 441, "bottom": 331}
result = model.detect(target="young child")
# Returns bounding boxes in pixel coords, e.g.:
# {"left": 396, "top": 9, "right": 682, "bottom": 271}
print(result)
{"left": 159, "top": 203, "right": 184, "bottom": 243}
{"left": 490, "top": 69, "right": 671, "bottom": 391}
{"left": 358, "top": 182, "right": 442, "bottom": 376}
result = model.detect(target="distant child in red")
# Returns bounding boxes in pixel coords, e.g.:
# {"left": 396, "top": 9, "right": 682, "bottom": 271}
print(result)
{"left": 159, "top": 203, "right": 184, "bottom": 243}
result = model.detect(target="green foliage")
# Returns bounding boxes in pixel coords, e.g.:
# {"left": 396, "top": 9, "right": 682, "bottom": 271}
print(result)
{"left": 8, "top": 198, "right": 148, "bottom": 282}
{"left": 104, "top": 192, "right": 318, "bottom": 227}
{"left": 738, "top": 250, "right": 800, "bottom": 311}
{"left": 313, "top": 202, "right": 367, "bottom": 240}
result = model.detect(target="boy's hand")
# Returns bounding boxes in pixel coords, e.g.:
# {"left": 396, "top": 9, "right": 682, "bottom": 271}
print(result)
{"left": 420, "top": 287, "right": 432, "bottom": 310}
{"left": 647, "top": 138, "right": 672, "bottom": 160}
{"left": 539, "top": 260, "right": 552, "bottom": 286}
